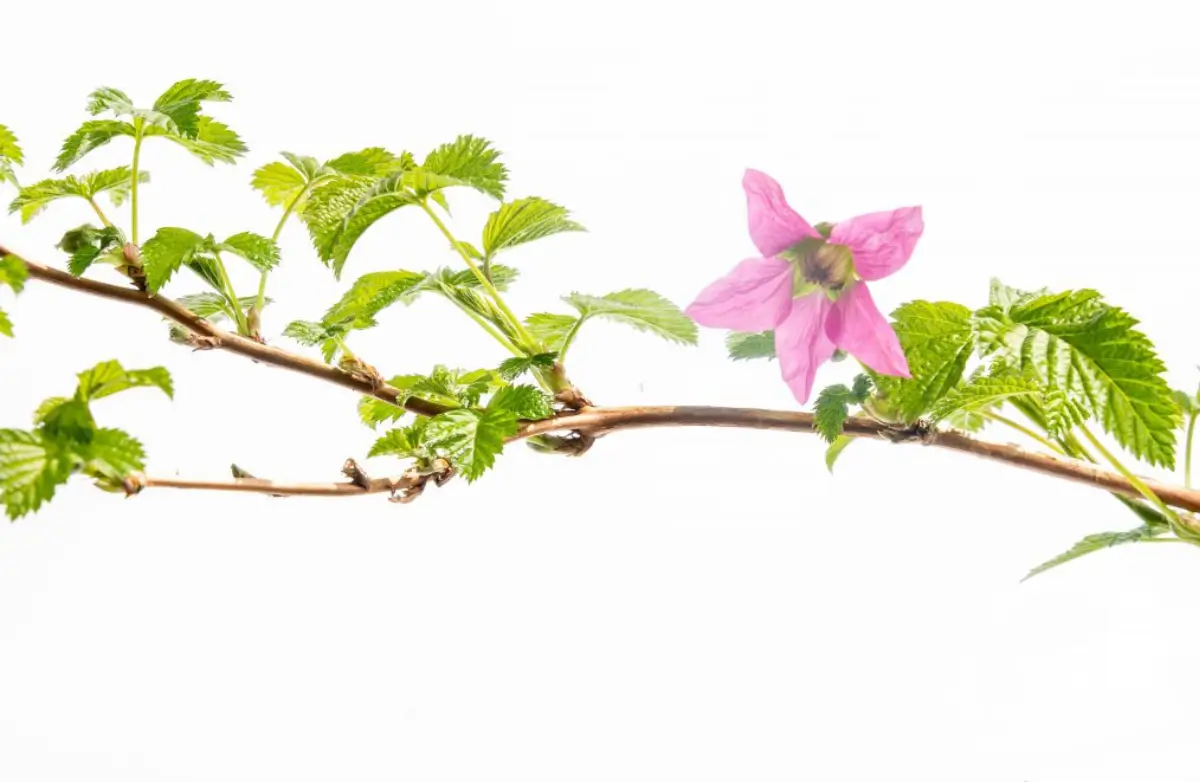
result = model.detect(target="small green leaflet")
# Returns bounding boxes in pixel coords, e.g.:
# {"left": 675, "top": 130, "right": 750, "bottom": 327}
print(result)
{"left": 421, "top": 135, "right": 508, "bottom": 200}
{"left": 38, "top": 399, "right": 96, "bottom": 442}
{"left": 482, "top": 197, "right": 585, "bottom": 258}
{"left": 1023, "top": 522, "right": 1171, "bottom": 580}
{"left": 301, "top": 175, "right": 377, "bottom": 269}
{"left": 76, "top": 360, "right": 174, "bottom": 401}
{"left": 142, "top": 118, "right": 247, "bottom": 165}
{"left": 423, "top": 406, "right": 516, "bottom": 482}
{"left": 251, "top": 147, "right": 406, "bottom": 217}
{"left": 406, "top": 366, "right": 498, "bottom": 409}
{"left": 0, "top": 123, "right": 24, "bottom": 166}
{"left": 0, "top": 430, "right": 72, "bottom": 520}
{"left": 151, "top": 79, "right": 232, "bottom": 137}
{"left": 56, "top": 224, "right": 125, "bottom": 277}
{"left": 726, "top": 331, "right": 776, "bottom": 361}
{"left": 252, "top": 161, "right": 309, "bottom": 209}
{"left": 283, "top": 320, "right": 349, "bottom": 364}
{"left": 813, "top": 375, "right": 873, "bottom": 442}
{"left": 325, "top": 147, "right": 406, "bottom": 177}
{"left": 322, "top": 270, "right": 427, "bottom": 326}
{"left": 8, "top": 167, "right": 148, "bottom": 223}
{"left": 54, "top": 120, "right": 135, "bottom": 172}
{"left": 525, "top": 313, "right": 578, "bottom": 352}
{"left": 220, "top": 232, "right": 280, "bottom": 273}
{"left": 359, "top": 396, "right": 414, "bottom": 429}
{"left": 0, "top": 255, "right": 28, "bottom": 293}
{"left": 81, "top": 429, "right": 146, "bottom": 483}
{"left": 929, "top": 372, "right": 1041, "bottom": 425}
{"left": 868, "top": 300, "right": 975, "bottom": 424}
{"left": 140, "top": 227, "right": 206, "bottom": 292}
{"left": 497, "top": 353, "right": 558, "bottom": 381}
{"left": 86, "top": 87, "right": 136, "bottom": 117}
{"left": 527, "top": 289, "right": 697, "bottom": 354}
{"left": 564, "top": 289, "right": 698, "bottom": 345}
{"left": 488, "top": 385, "right": 555, "bottom": 420}
{"left": 369, "top": 425, "right": 427, "bottom": 460}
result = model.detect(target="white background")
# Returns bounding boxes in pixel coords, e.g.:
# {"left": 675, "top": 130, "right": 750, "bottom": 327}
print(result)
{"left": 2, "top": 1, "right": 1199, "bottom": 779}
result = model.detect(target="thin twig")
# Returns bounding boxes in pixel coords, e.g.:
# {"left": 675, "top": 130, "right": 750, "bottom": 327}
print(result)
{"left": 2, "top": 246, "right": 448, "bottom": 418}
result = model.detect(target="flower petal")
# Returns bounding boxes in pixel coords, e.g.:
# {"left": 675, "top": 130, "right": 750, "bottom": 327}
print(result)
{"left": 743, "top": 169, "right": 820, "bottom": 257}
{"left": 685, "top": 256, "right": 795, "bottom": 332}
{"left": 774, "top": 293, "right": 836, "bottom": 405}
{"left": 828, "top": 206, "right": 923, "bottom": 281}
{"left": 825, "top": 283, "right": 910, "bottom": 378}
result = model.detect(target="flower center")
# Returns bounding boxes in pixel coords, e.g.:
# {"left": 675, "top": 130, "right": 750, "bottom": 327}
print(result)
{"left": 780, "top": 237, "right": 856, "bottom": 297}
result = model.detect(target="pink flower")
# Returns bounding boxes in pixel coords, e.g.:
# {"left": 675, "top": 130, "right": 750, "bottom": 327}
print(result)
{"left": 686, "top": 169, "right": 923, "bottom": 404}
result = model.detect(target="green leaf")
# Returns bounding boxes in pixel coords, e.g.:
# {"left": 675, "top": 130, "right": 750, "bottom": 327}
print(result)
{"left": 251, "top": 161, "right": 309, "bottom": 209}
{"left": 0, "top": 430, "right": 73, "bottom": 520}
{"left": 423, "top": 407, "right": 516, "bottom": 482}
{"left": 144, "top": 117, "right": 247, "bottom": 164}
{"left": 80, "top": 428, "right": 145, "bottom": 482}
{"left": 488, "top": 385, "right": 554, "bottom": 420}
{"left": 322, "top": 270, "right": 427, "bottom": 326}
{"left": 726, "top": 331, "right": 776, "bottom": 361}
{"left": 54, "top": 120, "right": 136, "bottom": 171}
{"left": 977, "top": 287, "right": 1179, "bottom": 468}
{"left": 56, "top": 224, "right": 125, "bottom": 277}
{"left": 812, "top": 375, "right": 873, "bottom": 443}
{"left": 1023, "top": 523, "right": 1170, "bottom": 580}
{"left": 869, "top": 301, "right": 975, "bottom": 424}
{"left": 220, "top": 232, "right": 280, "bottom": 273}
{"left": 0, "top": 308, "right": 11, "bottom": 338}
{"left": 825, "top": 435, "right": 854, "bottom": 472}
{"left": 176, "top": 292, "right": 239, "bottom": 319}
{"left": 181, "top": 254, "right": 227, "bottom": 293}
{"left": 368, "top": 427, "right": 422, "bottom": 459}
{"left": 324, "top": 173, "right": 420, "bottom": 277}
{"left": 76, "top": 360, "right": 173, "bottom": 402}
{"left": 38, "top": 398, "right": 96, "bottom": 442}
{"left": 525, "top": 313, "right": 578, "bottom": 352}
{"left": 9, "top": 168, "right": 146, "bottom": 223}
{"left": 0, "top": 123, "right": 24, "bottom": 165}
{"left": 482, "top": 197, "right": 584, "bottom": 258}
{"left": 407, "top": 366, "right": 497, "bottom": 409}
{"left": 152, "top": 79, "right": 231, "bottom": 137}
{"left": 86, "top": 86, "right": 136, "bottom": 117}
{"left": 359, "top": 397, "right": 410, "bottom": 429}
{"left": 300, "top": 175, "right": 376, "bottom": 265}
{"left": 1, "top": 254, "right": 29, "bottom": 293}
{"left": 283, "top": 320, "right": 346, "bottom": 363}
{"left": 497, "top": 353, "right": 558, "bottom": 381}
{"left": 929, "top": 372, "right": 1042, "bottom": 424}
{"left": 421, "top": 135, "right": 507, "bottom": 199}
{"left": 140, "top": 227, "right": 206, "bottom": 292}
{"left": 326, "top": 147, "right": 406, "bottom": 177}
{"left": 563, "top": 289, "right": 698, "bottom": 346}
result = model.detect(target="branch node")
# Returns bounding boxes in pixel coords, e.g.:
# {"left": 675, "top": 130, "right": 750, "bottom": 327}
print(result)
{"left": 122, "top": 473, "right": 146, "bottom": 496}
{"left": 554, "top": 387, "right": 593, "bottom": 411}
{"left": 341, "top": 459, "right": 373, "bottom": 490}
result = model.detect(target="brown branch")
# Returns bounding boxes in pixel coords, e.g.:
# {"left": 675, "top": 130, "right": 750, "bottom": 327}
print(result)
{"left": 521, "top": 407, "right": 1200, "bottom": 513}
{"left": 2, "top": 246, "right": 448, "bottom": 417}
{"left": 8, "top": 246, "right": 1200, "bottom": 515}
